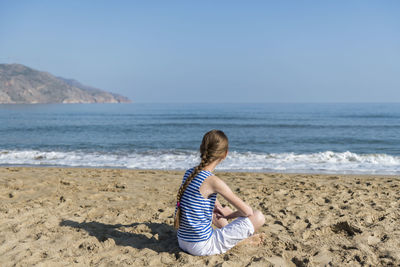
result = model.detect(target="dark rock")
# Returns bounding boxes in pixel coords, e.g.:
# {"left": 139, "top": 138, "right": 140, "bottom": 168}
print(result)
{"left": 331, "top": 221, "right": 362, "bottom": 236}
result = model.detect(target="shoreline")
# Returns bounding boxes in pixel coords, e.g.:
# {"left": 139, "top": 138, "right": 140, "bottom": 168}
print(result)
{"left": 1, "top": 165, "right": 399, "bottom": 177}
{"left": 1, "top": 166, "right": 399, "bottom": 266}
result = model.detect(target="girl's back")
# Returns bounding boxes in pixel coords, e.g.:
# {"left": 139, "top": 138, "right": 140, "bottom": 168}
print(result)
{"left": 177, "top": 168, "right": 217, "bottom": 242}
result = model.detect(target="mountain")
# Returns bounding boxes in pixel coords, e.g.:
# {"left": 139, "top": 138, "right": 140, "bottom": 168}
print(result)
{"left": 0, "top": 64, "right": 131, "bottom": 104}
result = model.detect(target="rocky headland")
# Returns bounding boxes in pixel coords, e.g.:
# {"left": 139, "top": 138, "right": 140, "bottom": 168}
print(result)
{"left": 0, "top": 64, "right": 131, "bottom": 104}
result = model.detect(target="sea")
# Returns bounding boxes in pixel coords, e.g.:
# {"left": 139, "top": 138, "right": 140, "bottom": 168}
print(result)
{"left": 0, "top": 103, "right": 399, "bottom": 175}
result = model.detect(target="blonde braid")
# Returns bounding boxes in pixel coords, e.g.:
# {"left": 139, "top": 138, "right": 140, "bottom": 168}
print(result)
{"left": 174, "top": 151, "right": 210, "bottom": 229}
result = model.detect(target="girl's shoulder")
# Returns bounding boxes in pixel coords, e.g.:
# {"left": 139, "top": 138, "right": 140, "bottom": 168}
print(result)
{"left": 182, "top": 167, "right": 195, "bottom": 180}
{"left": 183, "top": 168, "right": 215, "bottom": 181}
{"left": 185, "top": 167, "right": 195, "bottom": 175}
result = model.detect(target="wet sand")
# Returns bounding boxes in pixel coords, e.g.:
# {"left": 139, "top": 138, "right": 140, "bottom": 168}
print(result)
{"left": 0, "top": 167, "right": 399, "bottom": 266}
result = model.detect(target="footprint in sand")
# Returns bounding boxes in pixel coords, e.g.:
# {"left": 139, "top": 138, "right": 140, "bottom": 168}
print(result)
{"left": 331, "top": 221, "right": 362, "bottom": 236}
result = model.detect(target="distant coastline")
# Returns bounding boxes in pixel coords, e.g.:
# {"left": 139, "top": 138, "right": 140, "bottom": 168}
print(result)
{"left": 0, "top": 63, "right": 131, "bottom": 104}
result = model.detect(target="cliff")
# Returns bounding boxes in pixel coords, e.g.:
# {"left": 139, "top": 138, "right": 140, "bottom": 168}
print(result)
{"left": 0, "top": 64, "right": 131, "bottom": 104}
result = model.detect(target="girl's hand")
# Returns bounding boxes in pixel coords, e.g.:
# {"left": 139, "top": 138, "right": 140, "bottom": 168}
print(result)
{"left": 213, "top": 205, "right": 226, "bottom": 219}
{"left": 214, "top": 204, "right": 235, "bottom": 219}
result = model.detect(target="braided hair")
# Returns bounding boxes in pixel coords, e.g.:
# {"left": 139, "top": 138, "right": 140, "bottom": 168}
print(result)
{"left": 174, "top": 130, "right": 228, "bottom": 229}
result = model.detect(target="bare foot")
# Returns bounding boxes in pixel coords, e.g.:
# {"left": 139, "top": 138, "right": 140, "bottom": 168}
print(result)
{"left": 236, "top": 233, "right": 266, "bottom": 247}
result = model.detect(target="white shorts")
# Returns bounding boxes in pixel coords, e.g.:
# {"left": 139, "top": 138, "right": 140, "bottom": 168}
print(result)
{"left": 178, "top": 217, "right": 255, "bottom": 256}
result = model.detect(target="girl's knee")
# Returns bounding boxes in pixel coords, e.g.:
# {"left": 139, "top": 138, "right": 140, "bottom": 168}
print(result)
{"left": 249, "top": 210, "right": 265, "bottom": 231}
{"left": 254, "top": 210, "right": 265, "bottom": 225}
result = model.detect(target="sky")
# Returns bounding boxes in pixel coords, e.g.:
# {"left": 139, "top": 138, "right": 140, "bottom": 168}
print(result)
{"left": 0, "top": 1, "right": 399, "bottom": 103}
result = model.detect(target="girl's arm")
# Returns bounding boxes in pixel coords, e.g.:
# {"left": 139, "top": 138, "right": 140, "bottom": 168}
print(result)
{"left": 211, "top": 176, "right": 253, "bottom": 219}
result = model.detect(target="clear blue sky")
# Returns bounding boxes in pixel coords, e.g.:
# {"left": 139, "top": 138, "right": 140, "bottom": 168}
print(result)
{"left": 1, "top": 1, "right": 399, "bottom": 103}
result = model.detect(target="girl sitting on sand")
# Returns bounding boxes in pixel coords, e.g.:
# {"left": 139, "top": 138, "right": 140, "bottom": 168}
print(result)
{"left": 174, "top": 130, "right": 265, "bottom": 256}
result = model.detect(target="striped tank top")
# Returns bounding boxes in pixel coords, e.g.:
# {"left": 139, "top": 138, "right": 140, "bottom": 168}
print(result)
{"left": 177, "top": 168, "right": 217, "bottom": 242}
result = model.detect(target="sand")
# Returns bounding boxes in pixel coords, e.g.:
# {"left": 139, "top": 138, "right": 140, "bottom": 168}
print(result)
{"left": 0, "top": 167, "right": 399, "bottom": 266}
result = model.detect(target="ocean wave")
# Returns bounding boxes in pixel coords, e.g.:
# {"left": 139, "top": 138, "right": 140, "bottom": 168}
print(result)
{"left": 0, "top": 149, "right": 399, "bottom": 175}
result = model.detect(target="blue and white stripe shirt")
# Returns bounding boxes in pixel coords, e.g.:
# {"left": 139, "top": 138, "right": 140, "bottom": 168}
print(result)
{"left": 177, "top": 168, "right": 217, "bottom": 242}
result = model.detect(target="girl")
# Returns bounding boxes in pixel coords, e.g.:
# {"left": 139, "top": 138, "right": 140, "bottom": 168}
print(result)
{"left": 174, "top": 130, "right": 265, "bottom": 256}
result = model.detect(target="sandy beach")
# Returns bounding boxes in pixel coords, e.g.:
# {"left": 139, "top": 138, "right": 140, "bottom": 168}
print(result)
{"left": 0, "top": 167, "right": 399, "bottom": 266}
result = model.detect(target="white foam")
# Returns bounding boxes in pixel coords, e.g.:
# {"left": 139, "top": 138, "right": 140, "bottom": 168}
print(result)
{"left": 220, "top": 151, "right": 400, "bottom": 174}
{"left": 0, "top": 149, "right": 399, "bottom": 175}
